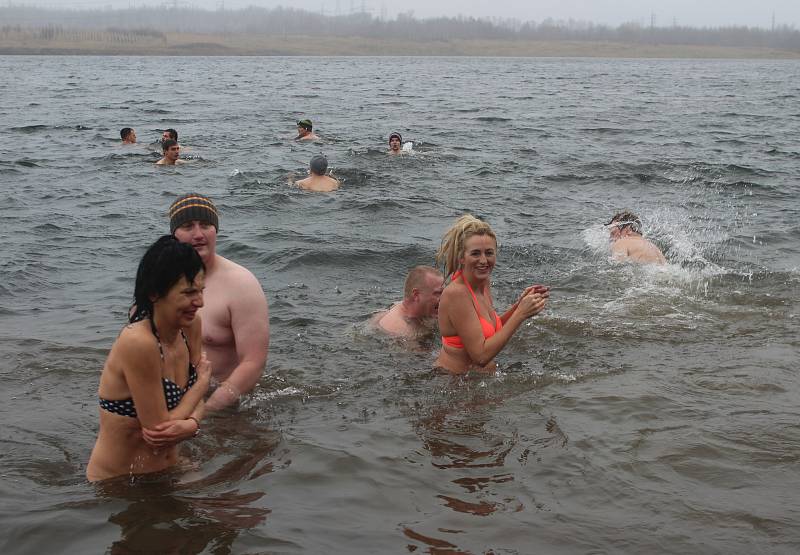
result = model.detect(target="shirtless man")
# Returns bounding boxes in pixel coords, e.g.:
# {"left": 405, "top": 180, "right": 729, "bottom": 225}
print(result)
{"left": 170, "top": 193, "right": 269, "bottom": 410}
{"left": 372, "top": 266, "right": 444, "bottom": 338}
{"left": 120, "top": 127, "right": 137, "bottom": 144}
{"left": 156, "top": 139, "right": 185, "bottom": 165}
{"left": 607, "top": 211, "right": 666, "bottom": 264}
{"left": 296, "top": 119, "right": 319, "bottom": 141}
{"left": 296, "top": 155, "right": 340, "bottom": 192}
{"left": 388, "top": 132, "right": 403, "bottom": 155}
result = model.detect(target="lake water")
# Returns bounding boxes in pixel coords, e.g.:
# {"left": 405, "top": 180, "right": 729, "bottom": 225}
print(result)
{"left": 1, "top": 55, "right": 799, "bottom": 554}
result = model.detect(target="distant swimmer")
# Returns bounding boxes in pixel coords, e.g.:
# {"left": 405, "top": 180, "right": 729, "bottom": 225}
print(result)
{"left": 388, "top": 131, "right": 405, "bottom": 155}
{"left": 156, "top": 139, "right": 185, "bottom": 165}
{"left": 86, "top": 235, "right": 210, "bottom": 482}
{"left": 296, "top": 119, "right": 319, "bottom": 141}
{"left": 120, "top": 127, "right": 137, "bottom": 144}
{"left": 162, "top": 128, "right": 178, "bottom": 143}
{"left": 296, "top": 155, "right": 340, "bottom": 192}
{"left": 435, "top": 214, "right": 549, "bottom": 375}
{"left": 607, "top": 211, "right": 666, "bottom": 264}
{"left": 372, "top": 266, "right": 444, "bottom": 338}
{"left": 169, "top": 193, "right": 269, "bottom": 410}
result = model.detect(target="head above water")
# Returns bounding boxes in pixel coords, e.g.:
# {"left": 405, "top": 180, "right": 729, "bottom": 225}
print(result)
{"left": 130, "top": 235, "right": 204, "bottom": 324}
{"left": 161, "top": 138, "right": 178, "bottom": 152}
{"left": 389, "top": 132, "right": 402, "bottom": 144}
{"left": 169, "top": 193, "right": 220, "bottom": 234}
{"left": 120, "top": 127, "right": 135, "bottom": 142}
{"left": 297, "top": 119, "right": 313, "bottom": 131}
{"left": 404, "top": 266, "right": 444, "bottom": 300}
{"left": 162, "top": 128, "right": 178, "bottom": 142}
{"left": 606, "top": 211, "right": 642, "bottom": 235}
{"left": 309, "top": 154, "right": 328, "bottom": 175}
{"left": 436, "top": 214, "right": 497, "bottom": 277}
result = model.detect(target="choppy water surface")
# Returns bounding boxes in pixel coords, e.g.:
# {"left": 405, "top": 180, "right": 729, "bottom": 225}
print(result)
{"left": 1, "top": 56, "right": 799, "bottom": 554}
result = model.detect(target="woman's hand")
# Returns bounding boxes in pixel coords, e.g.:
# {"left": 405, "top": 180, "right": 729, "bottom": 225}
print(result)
{"left": 142, "top": 418, "right": 198, "bottom": 449}
{"left": 517, "top": 284, "right": 549, "bottom": 305}
{"left": 516, "top": 288, "right": 548, "bottom": 319}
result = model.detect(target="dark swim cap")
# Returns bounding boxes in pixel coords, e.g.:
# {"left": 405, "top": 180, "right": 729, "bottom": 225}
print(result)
{"left": 309, "top": 154, "right": 328, "bottom": 175}
{"left": 297, "top": 119, "right": 313, "bottom": 131}
{"left": 169, "top": 193, "right": 219, "bottom": 233}
{"left": 389, "top": 132, "right": 402, "bottom": 144}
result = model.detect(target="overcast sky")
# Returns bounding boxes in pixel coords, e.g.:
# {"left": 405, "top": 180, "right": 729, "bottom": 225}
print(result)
{"left": 23, "top": 0, "right": 800, "bottom": 28}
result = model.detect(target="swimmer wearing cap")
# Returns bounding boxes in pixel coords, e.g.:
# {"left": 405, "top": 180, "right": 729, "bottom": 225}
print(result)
{"left": 296, "top": 154, "right": 340, "bottom": 192}
{"left": 607, "top": 211, "right": 666, "bottom": 264}
{"left": 388, "top": 132, "right": 404, "bottom": 155}
{"left": 296, "top": 119, "right": 319, "bottom": 141}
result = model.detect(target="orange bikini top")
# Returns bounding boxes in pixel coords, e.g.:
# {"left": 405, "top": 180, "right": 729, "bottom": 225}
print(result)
{"left": 441, "top": 270, "right": 502, "bottom": 349}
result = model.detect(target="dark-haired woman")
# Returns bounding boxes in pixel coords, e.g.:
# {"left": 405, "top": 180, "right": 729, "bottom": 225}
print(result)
{"left": 87, "top": 236, "right": 211, "bottom": 482}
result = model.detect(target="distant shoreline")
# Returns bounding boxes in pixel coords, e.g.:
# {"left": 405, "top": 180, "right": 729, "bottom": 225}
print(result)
{"left": 2, "top": 35, "right": 799, "bottom": 58}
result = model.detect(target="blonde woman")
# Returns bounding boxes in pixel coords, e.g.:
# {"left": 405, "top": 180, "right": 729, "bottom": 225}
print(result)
{"left": 435, "top": 215, "right": 549, "bottom": 374}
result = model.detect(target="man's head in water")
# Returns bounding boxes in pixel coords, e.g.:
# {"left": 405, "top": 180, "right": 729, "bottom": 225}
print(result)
{"left": 120, "top": 127, "right": 136, "bottom": 144}
{"left": 309, "top": 154, "right": 328, "bottom": 176}
{"left": 162, "top": 128, "right": 178, "bottom": 143}
{"left": 296, "top": 119, "right": 313, "bottom": 138}
{"left": 170, "top": 193, "right": 220, "bottom": 264}
{"left": 389, "top": 132, "right": 402, "bottom": 153}
{"left": 161, "top": 139, "right": 180, "bottom": 163}
{"left": 404, "top": 266, "right": 444, "bottom": 318}
{"left": 606, "top": 211, "right": 642, "bottom": 241}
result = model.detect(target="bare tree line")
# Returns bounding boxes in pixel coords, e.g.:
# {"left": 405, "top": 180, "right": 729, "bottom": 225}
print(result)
{"left": 1, "top": 5, "right": 798, "bottom": 50}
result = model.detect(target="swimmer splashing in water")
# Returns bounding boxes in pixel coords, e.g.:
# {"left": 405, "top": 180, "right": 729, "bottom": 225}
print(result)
{"left": 434, "top": 214, "right": 549, "bottom": 375}
{"left": 606, "top": 211, "right": 666, "bottom": 265}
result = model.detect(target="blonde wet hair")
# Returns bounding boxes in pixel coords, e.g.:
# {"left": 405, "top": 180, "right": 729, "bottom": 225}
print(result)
{"left": 435, "top": 214, "right": 497, "bottom": 277}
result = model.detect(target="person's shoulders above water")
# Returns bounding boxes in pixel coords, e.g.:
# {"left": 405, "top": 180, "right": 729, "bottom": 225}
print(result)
{"left": 296, "top": 175, "right": 340, "bottom": 192}
{"left": 612, "top": 236, "right": 666, "bottom": 264}
{"left": 371, "top": 304, "right": 409, "bottom": 336}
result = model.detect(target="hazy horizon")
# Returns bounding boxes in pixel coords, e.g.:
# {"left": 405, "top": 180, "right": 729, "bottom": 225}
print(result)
{"left": 11, "top": 0, "right": 800, "bottom": 28}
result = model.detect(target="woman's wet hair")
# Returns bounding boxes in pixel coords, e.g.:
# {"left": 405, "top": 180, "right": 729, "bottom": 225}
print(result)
{"left": 130, "top": 235, "right": 204, "bottom": 325}
{"left": 435, "top": 214, "right": 497, "bottom": 277}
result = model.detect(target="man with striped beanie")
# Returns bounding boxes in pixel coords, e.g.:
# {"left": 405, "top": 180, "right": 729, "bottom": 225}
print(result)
{"left": 169, "top": 193, "right": 269, "bottom": 411}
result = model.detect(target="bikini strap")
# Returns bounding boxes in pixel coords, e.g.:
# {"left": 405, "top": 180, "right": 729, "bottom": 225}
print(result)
{"left": 152, "top": 324, "right": 166, "bottom": 362}
{"left": 179, "top": 328, "right": 194, "bottom": 362}
{"left": 453, "top": 270, "right": 482, "bottom": 315}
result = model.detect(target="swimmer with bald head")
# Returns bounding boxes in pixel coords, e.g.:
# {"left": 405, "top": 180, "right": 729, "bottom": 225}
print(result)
{"left": 296, "top": 155, "right": 339, "bottom": 192}
{"left": 372, "top": 266, "right": 444, "bottom": 339}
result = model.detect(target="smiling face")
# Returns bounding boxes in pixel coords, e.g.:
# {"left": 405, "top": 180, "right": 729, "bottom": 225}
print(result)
{"left": 173, "top": 220, "right": 217, "bottom": 263}
{"left": 460, "top": 233, "right": 497, "bottom": 281}
{"left": 153, "top": 272, "right": 205, "bottom": 328}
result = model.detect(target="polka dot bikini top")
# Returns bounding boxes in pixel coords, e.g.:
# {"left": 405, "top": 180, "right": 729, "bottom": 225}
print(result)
{"left": 99, "top": 329, "right": 197, "bottom": 418}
